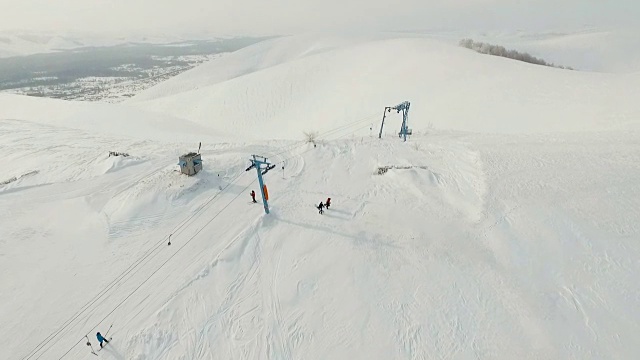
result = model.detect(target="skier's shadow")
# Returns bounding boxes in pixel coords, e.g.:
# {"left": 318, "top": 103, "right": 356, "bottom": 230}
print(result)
{"left": 322, "top": 211, "right": 351, "bottom": 220}
{"left": 273, "top": 215, "right": 400, "bottom": 250}
{"left": 274, "top": 214, "right": 358, "bottom": 240}
{"left": 102, "top": 346, "right": 125, "bottom": 360}
{"left": 326, "top": 208, "right": 351, "bottom": 216}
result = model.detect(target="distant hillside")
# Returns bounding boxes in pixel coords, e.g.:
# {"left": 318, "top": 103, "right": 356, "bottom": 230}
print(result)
{"left": 128, "top": 34, "right": 640, "bottom": 139}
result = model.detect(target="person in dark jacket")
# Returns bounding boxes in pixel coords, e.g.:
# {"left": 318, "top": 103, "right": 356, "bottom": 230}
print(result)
{"left": 96, "top": 332, "right": 109, "bottom": 348}
{"left": 250, "top": 190, "right": 257, "bottom": 203}
{"left": 317, "top": 201, "right": 325, "bottom": 214}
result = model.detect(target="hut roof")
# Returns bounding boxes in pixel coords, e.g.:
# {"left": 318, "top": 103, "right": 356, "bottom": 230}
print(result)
{"left": 180, "top": 152, "right": 199, "bottom": 158}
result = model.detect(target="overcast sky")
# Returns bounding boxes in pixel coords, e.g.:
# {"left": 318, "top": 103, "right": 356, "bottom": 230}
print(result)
{"left": 0, "top": 0, "right": 637, "bottom": 36}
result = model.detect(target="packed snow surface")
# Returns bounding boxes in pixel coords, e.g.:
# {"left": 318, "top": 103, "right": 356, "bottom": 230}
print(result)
{"left": 1, "top": 33, "right": 639, "bottom": 360}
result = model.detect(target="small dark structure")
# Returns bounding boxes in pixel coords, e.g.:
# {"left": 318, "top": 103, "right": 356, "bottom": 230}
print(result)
{"left": 178, "top": 152, "right": 203, "bottom": 176}
{"left": 109, "top": 151, "right": 129, "bottom": 157}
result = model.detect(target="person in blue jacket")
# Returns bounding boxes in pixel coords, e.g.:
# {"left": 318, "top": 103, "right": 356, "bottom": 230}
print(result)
{"left": 96, "top": 332, "right": 109, "bottom": 348}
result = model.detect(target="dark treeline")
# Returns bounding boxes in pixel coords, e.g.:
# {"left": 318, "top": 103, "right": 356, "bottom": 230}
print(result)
{"left": 459, "top": 38, "right": 574, "bottom": 70}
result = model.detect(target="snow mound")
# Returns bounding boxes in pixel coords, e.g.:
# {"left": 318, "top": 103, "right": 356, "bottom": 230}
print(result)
{"left": 93, "top": 154, "right": 145, "bottom": 176}
{"left": 129, "top": 34, "right": 640, "bottom": 139}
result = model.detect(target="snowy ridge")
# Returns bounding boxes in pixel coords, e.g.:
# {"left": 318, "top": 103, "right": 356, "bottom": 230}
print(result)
{"left": 396, "top": 27, "right": 640, "bottom": 73}
{"left": 463, "top": 28, "right": 640, "bottom": 73}
{"left": 1, "top": 33, "right": 639, "bottom": 360}
{"left": 128, "top": 34, "right": 640, "bottom": 139}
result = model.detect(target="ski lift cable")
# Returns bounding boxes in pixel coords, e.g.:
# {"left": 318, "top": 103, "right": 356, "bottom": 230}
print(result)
{"left": 273, "top": 113, "right": 378, "bottom": 156}
{"left": 275, "top": 122, "right": 372, "bottom": 164}
{"left": 23, "top": 171, "right": 249, "bottom": 360}
{"left": 55, "top": 177, "right": 257, "bottom": 360}
{"left": 267, "top": 118, "right": 378, "bottom": 167}
{"left": 29, "top": 139, "right": 316, "bottom": 360}
{"left": 28, "top": 117, "right": 371, "bottom": 359}
{"left": 274, "top": 122, "right": 374, "bottom": 166}
{"left": 267, "top": 112, "right": 380, "bottom": 159}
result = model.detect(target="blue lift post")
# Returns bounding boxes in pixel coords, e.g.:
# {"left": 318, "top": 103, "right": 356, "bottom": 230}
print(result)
{"left": 378, "top": 101, "right": 411, "bottom": 142}
{"left": 245, "top": 155, "right": 276, "bottom": 214}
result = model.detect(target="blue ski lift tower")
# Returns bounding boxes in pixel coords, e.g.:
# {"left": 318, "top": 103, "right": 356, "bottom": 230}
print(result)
{"left": 245, "top": 155, "right": 276, "bottom": 214}
{"left": 378, "top": 101, "right": 411, "bottom": 142}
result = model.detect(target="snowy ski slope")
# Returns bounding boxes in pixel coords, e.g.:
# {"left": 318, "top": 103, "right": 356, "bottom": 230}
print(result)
{"left": 127, "top": 34, "right": 640, "bottom": 139}
{"left": 1, "top": 33, "right": 639, "bottom": 360}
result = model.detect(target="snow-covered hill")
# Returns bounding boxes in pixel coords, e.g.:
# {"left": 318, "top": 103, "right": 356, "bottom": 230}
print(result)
{"left": 0, "top": 94, "right": 233, "bottom": 143}
{"left": 1, "top": 33, "right": 639, "bottom": 360}
{"left": 458, "top": 28, "right": 640, "bottom": 74}
{"left": 127, "top": 34, "right": 640, "bottom": 139}
{"left": 389, "top": 27, "right": 640, "bottom": 73}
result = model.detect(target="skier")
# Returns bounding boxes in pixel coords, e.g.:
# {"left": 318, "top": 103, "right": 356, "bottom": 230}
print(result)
{"left": 317, "top": 201, "right": 325, "bottom": 214}
{"left": 325, "top": 197, "right": 331, "bottom": 209}
{"left": 96, "top": 332, "right": 109, "bottom": 348}
{"left": 250, "top": 190, "right": 257, "bottom": 203}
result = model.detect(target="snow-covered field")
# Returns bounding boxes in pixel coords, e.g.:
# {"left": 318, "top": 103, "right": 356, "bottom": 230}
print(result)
{"left": 1, "top": 32, "right": 639, "bottom": 360}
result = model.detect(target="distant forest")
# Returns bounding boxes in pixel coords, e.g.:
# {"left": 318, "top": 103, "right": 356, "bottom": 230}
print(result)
{"left": 459, "top": 39, "right": 574, "bottom": 70}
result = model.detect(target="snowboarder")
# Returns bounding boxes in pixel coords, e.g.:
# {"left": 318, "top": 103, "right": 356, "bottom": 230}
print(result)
{"left": 317, "top": 201, "right": 325, "bottom": 214}
{"left": 325, "top": 197, "right": 331, "bottom": 209}
{"left": 250, "top": 190, "right": 257, "bottom": 203}
{"left": 96, "top": 332, "right": 109, "bottom": 348}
